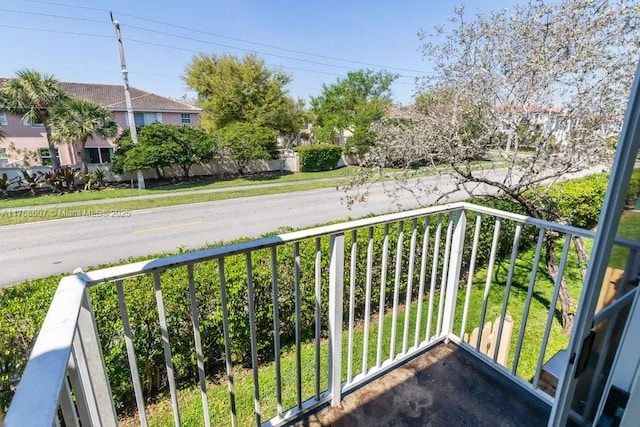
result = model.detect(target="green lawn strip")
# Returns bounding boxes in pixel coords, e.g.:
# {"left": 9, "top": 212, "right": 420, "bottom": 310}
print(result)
{"left": 122, "top": 241, "right": 582, "bottom": 425}
{"left": 0, "top": 167, "right": 358, "bottom": 209}
{"left": 0, "top": 181, "right": 344, "bottom": 226}
{"left": 610, "top": 211, "right": 640, "bottom": 269}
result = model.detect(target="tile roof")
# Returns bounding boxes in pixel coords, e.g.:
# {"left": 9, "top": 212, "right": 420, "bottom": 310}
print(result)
{"left": 0, "top": 78, "right": 200, "bottom": 112}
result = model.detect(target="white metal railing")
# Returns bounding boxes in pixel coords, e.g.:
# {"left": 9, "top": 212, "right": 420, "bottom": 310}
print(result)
{"left": 6, "top": 202, "right": 640, "bottom": 426}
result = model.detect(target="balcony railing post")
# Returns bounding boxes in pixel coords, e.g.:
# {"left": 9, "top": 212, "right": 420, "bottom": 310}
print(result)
{"left": 441, "top": 210, "right": 467, "bottom": 338}
{"left": 328, "top": 233, "right": 345, "bottom": 407}
{"left": 72, "top": 289, "right": 118, "bottom": 426}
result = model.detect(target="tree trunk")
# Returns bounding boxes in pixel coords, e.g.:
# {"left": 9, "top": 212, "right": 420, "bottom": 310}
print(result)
{"left": 545, "top": 234, "right": 575, "bottom": 334}
{"left": 43, "top": 119, "right": 61, "bottom": 171}
{"left": 573, "top": 236, "right": 589, "bottom": 281}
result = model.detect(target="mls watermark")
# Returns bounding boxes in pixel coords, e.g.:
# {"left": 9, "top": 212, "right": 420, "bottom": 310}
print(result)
{"left": 0, "top": 209, "right": 132, "bottom": 219}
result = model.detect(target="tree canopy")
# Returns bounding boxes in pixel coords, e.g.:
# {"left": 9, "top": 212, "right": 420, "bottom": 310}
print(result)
{"left": 112, "top": 123, "right": 215, "bottom": 179}
{"left": 0, "top": 69, "right": 70, "bottom": 170}
{"left": 310, "top": 69, "right": 397, "bottom": 155}
{"left": 212, "top": 122, "right": 278, "bottom": 175}
{"left": 51, "top": 99, "right": 117, "bottom": 173}
{"left": 183, "top": 53, "right": 302, "bottom": 135}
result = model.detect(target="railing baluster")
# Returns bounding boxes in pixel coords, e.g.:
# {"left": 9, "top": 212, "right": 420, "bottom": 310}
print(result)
{"left": 328, "top": 233, "right": 345, "bottom": 406}
{"left": 477, "top": 218, "right": 502, "bottom": 352}
{"left": 441, "top": 211, "right": 467, "bottom": 337}
{"left": 512, "top": 228, "right": 546, "bottom": 374}
{"left": 74, "top": 291, "right": 117, "bottom": 426}
{"left": 218, "top": 259, "right": 237, "bottom": 427}
{"left": 67, "top": 339, "right": 91, "bottom": 426}
{"left": 376, "top": 223, "right": 390, "bottom": 367}
{"left": 533, "top": 233, "right": 573, "bottom": 388}
{"left": 460, "top": 215, "right": 482, "bottom": 338}
{"left": 116, "top": 280, "right": 148, "bottom": 427}
{"left": 271, "top": 247, "right": 283, "bottom": 417}
{"left": 186, "top": 265, "right": 210, "bottom": 427}
{"left": 347, "top": 231, "right": 357, "bottom": 383}
{"left": 153, "top": 272, "right": 181, "bottom": 426}
{"left": 415, "top": 216, "right": 431, "bottom": 348}
{"left": 294, "top": 242, "right": 303, "bottom": 409}
{"left": 436, "top": 216, "right": 454, "bottom": 338}
{"left": 245, "top": 253, "right": 262, "bottom": 426}
{"left": 58, "top": 376, "right": 79, "bottom": 427}
{"left": 493, "top": 224, "right": 522, "bottom": 362}
{"left": 402, "top": 219, "right": 418, "bottom": 354}
{"left": 314, "top": 238, "right": 322, "bottom": 400}
{"left": 362, "top": 227, "right": 374, "bottom": 375}
{"left": 390, "top": 220, "right": 405, "bottom": 360}
{"left": 426, "top": 214, "right": 443, "bottom": 342}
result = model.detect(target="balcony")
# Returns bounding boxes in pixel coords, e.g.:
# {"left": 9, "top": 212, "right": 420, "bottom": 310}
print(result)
{"left": 5, "top": 202, "right": 639, "bottom": 426}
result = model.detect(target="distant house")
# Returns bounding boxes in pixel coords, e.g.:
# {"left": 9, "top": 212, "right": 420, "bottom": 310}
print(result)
{"left": 493, "top": 105, "right": 580, "bottom": 147}
{"left": 0, "top": 81, "right": 201, "bottom": 168}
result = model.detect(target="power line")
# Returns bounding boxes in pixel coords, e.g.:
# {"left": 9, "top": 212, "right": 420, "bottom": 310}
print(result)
{"left": 0, "top": 7, "right": 108, "bottom": 24}
{"left": 0, "top": 23, "right": 111, "bottom": 39}
{"left": 125, "top": 23, "right": 386, "bottom": 74}
{"left": 0, "top": 22, "right": 418, "bottom": 87}
{"left": 2, "top": 4, "right": 422, "bottom": 78}
{"left": 21, "top": 0, "right": 430, "bottom": 75}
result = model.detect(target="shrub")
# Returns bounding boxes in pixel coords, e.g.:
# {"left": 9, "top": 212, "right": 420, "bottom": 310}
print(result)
{"left": 296, "top": 144, "right": 343, "bottom": 172}
{"left": 625, "top": 169, "right": 640, "bottom": 207}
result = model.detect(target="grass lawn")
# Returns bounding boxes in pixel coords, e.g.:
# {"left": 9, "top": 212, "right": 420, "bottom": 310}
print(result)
{"left": 610, "top": 210, "right": 640, "bottom": 269}
{"left": 0, "top": 167, "right": 358, "bottom": 209}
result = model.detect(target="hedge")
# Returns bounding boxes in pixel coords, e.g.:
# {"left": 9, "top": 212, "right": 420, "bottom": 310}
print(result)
{"left": 0, "top": 169, "right": 635, "bottom": 414}
{"left": 296, "top": 144, "right": 343, "bottom": 172}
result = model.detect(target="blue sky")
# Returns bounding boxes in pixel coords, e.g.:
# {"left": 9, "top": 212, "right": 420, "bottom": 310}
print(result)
{"left": 1, "top": 0, "right": 517, "bottom": 106}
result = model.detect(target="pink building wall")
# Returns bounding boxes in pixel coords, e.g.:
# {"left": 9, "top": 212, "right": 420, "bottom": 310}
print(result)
{"left": 0, "top": 111, "right": 201, "bottom": 167}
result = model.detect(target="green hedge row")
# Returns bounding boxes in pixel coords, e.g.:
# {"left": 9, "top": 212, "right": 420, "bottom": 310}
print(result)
{"left": 296, "top": 144, "right": 343, "bottom": 172}
{"left": 1, "top": 169, "right": 636, "bottom": 414}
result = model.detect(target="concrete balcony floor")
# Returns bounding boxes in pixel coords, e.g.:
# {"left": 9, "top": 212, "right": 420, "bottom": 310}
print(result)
{"left": 292, "top": 343, "right": 551, "bottom": 427}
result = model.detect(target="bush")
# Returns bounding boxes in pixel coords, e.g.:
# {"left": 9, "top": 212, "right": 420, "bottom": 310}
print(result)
{"left": 296, "top": 144, "right": 343, "bottom": 172}
{"left": 625, "top": 169, "right": 640, "bottom": 207}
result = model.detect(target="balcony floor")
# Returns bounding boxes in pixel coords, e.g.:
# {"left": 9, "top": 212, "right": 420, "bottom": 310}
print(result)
{"left": 292, "top": 342, "right": 551, "bottom": 426}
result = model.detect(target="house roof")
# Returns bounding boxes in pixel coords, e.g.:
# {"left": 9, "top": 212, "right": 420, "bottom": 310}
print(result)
{"left": 0, "top": 78, "right": 200, "bottom": 113}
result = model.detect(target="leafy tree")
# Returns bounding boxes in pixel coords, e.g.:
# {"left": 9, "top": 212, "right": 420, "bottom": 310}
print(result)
{"left": 310, "top": 69, "right": 397, "bottom": 155}
{"left": 0, "top": 69, "right": 70, "bottom": 170}
{"left": 183, "top": 53, "right": 302, "bottom": 135}
{"left": 213, "top": 122, "right": 277, "bottom": 175}
{"left": 51, "top": 99, "right": 117, "bottom": 173}
{"left": 348, "top": 0, "right": 640, "bottom": 333}
{"left": 112, "top": 123, "right": 215, "bottom": 179}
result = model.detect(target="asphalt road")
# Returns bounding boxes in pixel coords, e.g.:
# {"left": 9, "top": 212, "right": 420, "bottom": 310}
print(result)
{"left": 4, "top": 165, "right": 601, "bottom": 288}
{"left": 0, "top": 173, "right": 482, "bottom": 287}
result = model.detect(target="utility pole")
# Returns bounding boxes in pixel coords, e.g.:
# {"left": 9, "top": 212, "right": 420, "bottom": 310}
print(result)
{"left": 111, "top": 12, "right": 145, "bottom": 189}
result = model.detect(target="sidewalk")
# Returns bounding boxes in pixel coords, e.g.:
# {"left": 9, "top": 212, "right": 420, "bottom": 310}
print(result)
{"left": 0, "top": 176, "right": 347, "bottom": 212}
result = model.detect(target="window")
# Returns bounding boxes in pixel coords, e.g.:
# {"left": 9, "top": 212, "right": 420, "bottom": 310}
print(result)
{"left": 181, "top": 113, "right": 191, "bottom": 124}
{"left": 0, "top": 112, "right": 7, "bottom": 126}
{"left": 84, "top": 147, "right": 113, "bottom": 164}
{"left": 133, "top": 112, "right": 162, "bottom": 126}
{"left": 38, "top": 148, "right": 59, "bottom": 166}
{"left": 22, "top": 117, "right": 44, "bottom": 127}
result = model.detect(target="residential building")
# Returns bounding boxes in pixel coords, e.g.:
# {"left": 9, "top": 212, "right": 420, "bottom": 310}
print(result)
{"left": 0, "top": 80, "right": 201, "bottom": 168}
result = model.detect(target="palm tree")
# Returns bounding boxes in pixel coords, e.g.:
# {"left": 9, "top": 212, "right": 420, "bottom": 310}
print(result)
{"left": 51, "top": 99, "right": 118, "bottom": 173}
{"left": 0, "top": 69, "right": 70, "bottom": 170}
